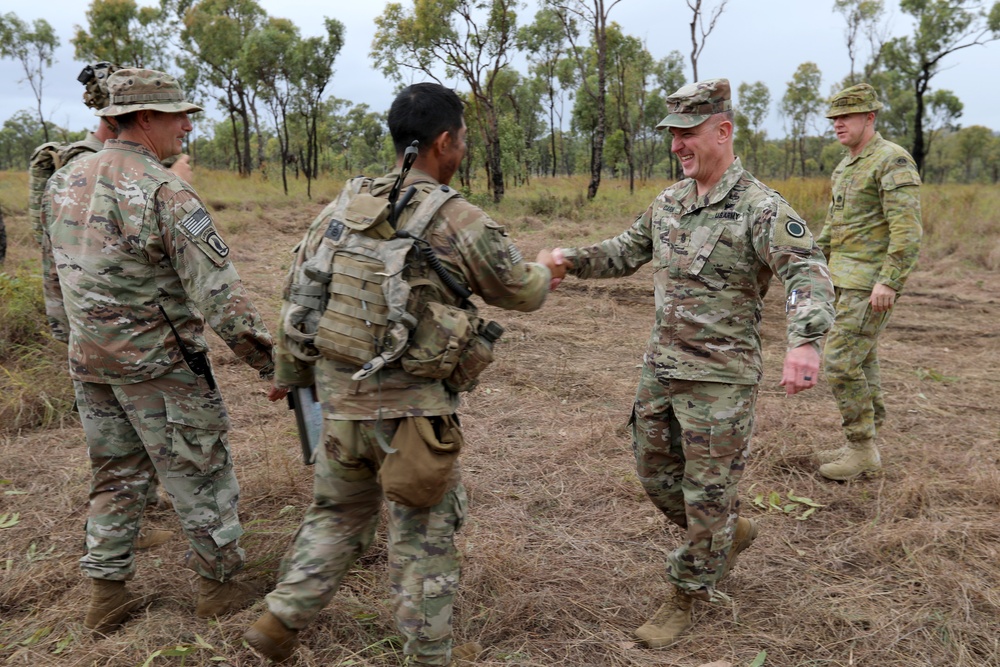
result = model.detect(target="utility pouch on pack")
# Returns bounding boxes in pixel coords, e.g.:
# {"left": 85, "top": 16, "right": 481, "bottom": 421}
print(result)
{"left": 378, "top": 415, "right": 463, "bottom": 507}
{"left": 401, "top": 302, "right": 474, "bottom": 379}
{"left": 445, "top": 320, "right": 504, "bottom": 393}
{"left": 342, "top": 193, "right": 394, "bottom": 239}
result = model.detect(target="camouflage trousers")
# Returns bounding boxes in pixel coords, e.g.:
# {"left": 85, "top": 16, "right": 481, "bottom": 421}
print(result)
{"left": 265, "top": 417, "right": 466, "bottom": 667}
{"left": 74, "top": 366, "right": 245, "bottom": 582}
{"left": 824, "top": 288, "right": 893, "bottom": 442}
{"left": 631, "top": 364, "right": 756, "bottom": 601}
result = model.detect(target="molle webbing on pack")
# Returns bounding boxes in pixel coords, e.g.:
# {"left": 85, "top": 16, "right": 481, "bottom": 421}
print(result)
{"left": 283, "top": 177, "right": 462, "bottom": 377}
{"left": 28, "top": 140, "right": 100, "bottom": 244}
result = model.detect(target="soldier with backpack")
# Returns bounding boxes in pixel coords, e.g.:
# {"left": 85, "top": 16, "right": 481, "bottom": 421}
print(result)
{"left": 28, "top": 61, "right": 192, "bottom": 245}
{"left": 243, "top": 82, "right": 553, "bottom": 665}
{"left": 28, "top": 62, "right": 187, "bottom": 541}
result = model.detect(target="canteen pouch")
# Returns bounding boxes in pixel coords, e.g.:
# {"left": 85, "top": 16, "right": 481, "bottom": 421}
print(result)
{"left": 379, "top": 415, "right": 463, "bottom": 507}
{"left": 444, "top": 320, "right": 503, "bottom": 393}
{"left": 400, "top": 301, "right": 473, "bottom": 379}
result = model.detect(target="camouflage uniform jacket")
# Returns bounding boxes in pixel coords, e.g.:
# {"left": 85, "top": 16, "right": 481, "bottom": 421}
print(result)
{"left": 29, "top": 132, "right": 104, "bottom": 244}
{"left": 817, "top": 132, "right": 922, "bottom": 292}
{"left": 41, "top": 139, "right": 275, "bottom": 384}
{"left": 276, "top": 167, "right": 550, "bottom": 419}
{"left": 562, "top": 158, "right": 835, "bottom": 385}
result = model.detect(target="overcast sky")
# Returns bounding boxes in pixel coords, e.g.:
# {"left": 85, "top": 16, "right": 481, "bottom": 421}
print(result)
{"left": 3, "top": 0, "right": 999, "bottom": 140}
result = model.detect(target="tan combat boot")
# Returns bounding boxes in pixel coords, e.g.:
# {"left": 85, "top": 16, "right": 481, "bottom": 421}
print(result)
{"left": 195, "top": 576, "right": 267, "bottom": 618}
{"left": 814, "top": 446, "right": 848, "bottom": 465}
{"left": 718, "top": 516, "right": 758, "bottom": 582}
{"left": 244, "top": 611, "right": 299, "bottom": 663}
{"left": 136, "top": 528, "right": 174, "bottom": 550}
{"left": 83, "top": 579, "right": 155, "bottom": 635}
{"left": 634, "top": 586, "right": 694, "bottom": 648}
{"left": 818, "top": 439, "right": 881, "bottom": 481}
{"left": 450, "top": 642, "right": 483, "bottom": 665}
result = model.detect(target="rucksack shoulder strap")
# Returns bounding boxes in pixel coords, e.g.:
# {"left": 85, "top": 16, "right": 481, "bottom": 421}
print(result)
{"left": 399, "top": 184, "right": 461, "bottom": 240}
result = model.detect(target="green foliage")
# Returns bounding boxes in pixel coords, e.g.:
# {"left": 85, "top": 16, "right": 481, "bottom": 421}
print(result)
{"left": 0, "top": 12, "right": 60, "bottom": 142}
{"left": 72, "top": 0, "right": 171, "bottom": 68}
{"left": 750, "top": 487, "right": 825, "bottom": 521}
{"left": 0, "top": 270, "right": 46, "bottom": 357}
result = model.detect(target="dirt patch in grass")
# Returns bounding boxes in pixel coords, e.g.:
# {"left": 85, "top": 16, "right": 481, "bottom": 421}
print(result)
{"left": 1, "top": 195, "right": 998, "bottom": 667}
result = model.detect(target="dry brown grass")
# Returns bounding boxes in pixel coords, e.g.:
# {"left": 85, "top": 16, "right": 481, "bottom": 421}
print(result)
{"left": 1, "top": 171, "right": 998, "bottom": 667}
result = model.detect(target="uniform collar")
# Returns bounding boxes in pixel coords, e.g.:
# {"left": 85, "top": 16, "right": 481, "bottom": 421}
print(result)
{"left": 678, "top": 157, "right": 744, "bottom": 212}
{"left": 847, "top": 132, "right": 884, "bottom": 163}
{"left": 103, "top": 139, "right": 159, "bottom": 161}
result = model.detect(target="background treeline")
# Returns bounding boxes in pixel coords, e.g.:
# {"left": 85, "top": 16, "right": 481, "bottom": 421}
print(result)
{"left": 1, "top": 0, "right": 999, "bottom": 201}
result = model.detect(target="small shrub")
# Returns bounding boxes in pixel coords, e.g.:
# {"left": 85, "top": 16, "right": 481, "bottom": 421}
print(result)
{"left": 0, "top": 270, "right": 47, "bottom": 359}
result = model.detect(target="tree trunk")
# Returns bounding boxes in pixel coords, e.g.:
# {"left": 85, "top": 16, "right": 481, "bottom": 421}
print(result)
{"left": 911, "top": 69, "right": 930, "bottom": 176}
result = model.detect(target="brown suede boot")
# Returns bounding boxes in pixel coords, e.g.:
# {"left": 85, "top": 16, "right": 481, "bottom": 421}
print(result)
{"left": 634, "top": 586, "right": 694, "bottom": 648}
{"left": 244, "top": 611, "right": 299, "bottom": 663}
{"left": 450, "top": 642, "right": 483, "bottom": 665}
{"left": 135, "top": 529, "right": 174, "bottom": 550}
{"left": 195, "top": 576, "right": 266, "bottom": 618}
{"left": 814, "top": 446, "right": 848, "bottom": 465}
{"left": 719, "top": 516, "right": 758, "bottom": 582}
{"left": 819, "top": 439, "right": 881, "bottom": 481}
{"left": 83, "top": 579, "right": 155, "bottom": 635}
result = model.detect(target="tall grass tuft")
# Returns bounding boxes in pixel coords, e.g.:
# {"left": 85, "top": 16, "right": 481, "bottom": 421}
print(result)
{"left": 0, "top": 266, "right": 75, "bottom": 433}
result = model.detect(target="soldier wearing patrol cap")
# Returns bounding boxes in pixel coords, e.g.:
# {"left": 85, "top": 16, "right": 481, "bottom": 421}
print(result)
{"left": 40, "top": 68, "right": 287, "bottom": 634}
{"left": 814, "top": 83, "right": 922, "bottom": 481}
{"left": 538, "top": 78, "right": 835, "bottom": 648}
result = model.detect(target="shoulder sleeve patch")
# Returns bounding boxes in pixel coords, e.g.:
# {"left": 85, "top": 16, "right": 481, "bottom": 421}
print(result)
{"left": 177, "top": 206, "right": 230, "bottom": 266}
{"left": 771, "top": 209, "right": 814, "bottom": 251}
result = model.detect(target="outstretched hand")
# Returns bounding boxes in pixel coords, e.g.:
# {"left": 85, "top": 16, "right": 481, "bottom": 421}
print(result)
{"left": 536, "top": 247, "right": 569, "bottom": 290}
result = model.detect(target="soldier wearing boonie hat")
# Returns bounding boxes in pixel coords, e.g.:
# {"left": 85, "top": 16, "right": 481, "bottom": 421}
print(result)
{"left": 824, "top": 82, "right": 883, "bottom": 118}
{"left": 96, "top": 68, "right": 203, "bottom": 117}
{"left": 537, "top": 78, "right": 835, "bottom": 649}
{"left": 814, "top": 82, "right": 922, "bottom": 482}
{"left": 40, "top": 67, "right": 283, "bottom": 634}
{"left": 655, "top": 77, "right": 732, "bottom": 129}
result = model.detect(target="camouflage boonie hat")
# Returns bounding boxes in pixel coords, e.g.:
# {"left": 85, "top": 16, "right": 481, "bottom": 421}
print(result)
{"left": 78, "top": 62, "right": 122, "bottom": 110}
{"left": 96, "top": 68, "right": 202, "bottom": 117}
{"left": 825, "top": 83, "right": 882, "bottom": 118}
{"left": 656, "top": 78, "right": 732, "bottom": 129}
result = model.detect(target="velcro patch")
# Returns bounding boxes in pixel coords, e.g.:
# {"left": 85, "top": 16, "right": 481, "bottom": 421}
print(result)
{"left": 772, "top": 213, "right": 813, "bottom": 250}
{"left": 178, "top": 207, "right": 229, "bottom": 266}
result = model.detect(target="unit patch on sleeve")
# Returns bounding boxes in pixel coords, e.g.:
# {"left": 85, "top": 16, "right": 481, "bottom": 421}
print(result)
{"left": 178, "top": 206, "right": 230, "bottom": 265}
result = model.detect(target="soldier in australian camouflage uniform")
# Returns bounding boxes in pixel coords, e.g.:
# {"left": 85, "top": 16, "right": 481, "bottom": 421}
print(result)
{"left": 40, "top": 68, "right": 283, "bottom": 635}
{"left": 243, "top": 83, "right": 551, "bottom": 666}
{"left": 814, "top": 83, "right": 922, "bottom": 481}
{"left": 538, "top": 78, "right": 835, "bottom": 649}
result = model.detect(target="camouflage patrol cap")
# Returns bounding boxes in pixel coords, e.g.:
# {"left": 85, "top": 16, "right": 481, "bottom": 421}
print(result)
{"left": 825, "top": 83, "right": 883, "bottom": 118}
{"left": 96, "top": 68, "right": 202, "bottom": 117}
{"left": 656, "top": 78, "right": 732, "bottom": 129}
{"left": 78, "top": 62, "right": 122, "bottom": 110}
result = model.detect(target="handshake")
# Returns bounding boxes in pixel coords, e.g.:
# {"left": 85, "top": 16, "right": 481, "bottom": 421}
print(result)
{"left": 536, "top": 248, "right": 571, "bottom": 290}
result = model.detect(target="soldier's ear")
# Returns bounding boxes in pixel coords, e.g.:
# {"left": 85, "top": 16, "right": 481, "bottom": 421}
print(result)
{"left": 431, "top": 130, "right": 452, "bottom": 156}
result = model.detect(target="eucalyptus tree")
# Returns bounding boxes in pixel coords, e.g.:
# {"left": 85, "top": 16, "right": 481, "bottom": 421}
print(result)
{"left": 545, "top": 0, "right": 622, "bottom": 199}
{"left": 293, "top": 17, "right": 344, "bottom": 198}
{"left": 518, "top": 7, "right": 573, "bottom": 177}
{"left": 72, "top": 0, "right": 173, "bottom": 68}
{"left": 0, "top": 13, "right": 60, "bottom": 142}
{"left": 883, "top": 0, "right": 1000, "bottom": 173}
{"left": 685, "top": 0, "right": 728, "bottom": 81}
{"left": 780, "top": 62, "right": 823, "bottom": 177}
{"left": 372, "top": 0, "right": 521, "bottom": 203}
{"left": 243, "top": 17, "right": 299, "bottom": 193}
{"left": 736, "top": 81, "right": 770, "bottom": 173}
{"left": 178, "top": 0, "right": 267, "bottom": 176}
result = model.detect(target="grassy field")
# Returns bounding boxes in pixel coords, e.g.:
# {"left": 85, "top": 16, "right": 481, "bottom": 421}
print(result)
{"left": 1, "top": 169, "right": 998, "bottom": 667}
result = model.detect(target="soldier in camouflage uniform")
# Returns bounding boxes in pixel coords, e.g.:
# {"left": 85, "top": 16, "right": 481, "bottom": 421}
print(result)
{"left": 243, "top": 83, "right": 552, "bottom": 665}
{"left": 29, "top": 61, "right": 192, "bottom": 244}
{"left": 40, "top": 68, "right": 284, "bottom": 635}
{"left": 29, "top": 62, "right": 186, "bottom": 533}
{"left": 538, "top": 79, "right": 835, "bottom": 648}
{"left": 815, "top": 83, "right": 922, "bottom": 481}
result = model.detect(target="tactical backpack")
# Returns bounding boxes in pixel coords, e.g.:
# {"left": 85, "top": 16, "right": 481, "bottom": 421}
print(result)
{"left": 283, "top": 177, "right": 503, "bottom": 393}
{"left": 28, "top": 140, "right": 98, "bottom": 243}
